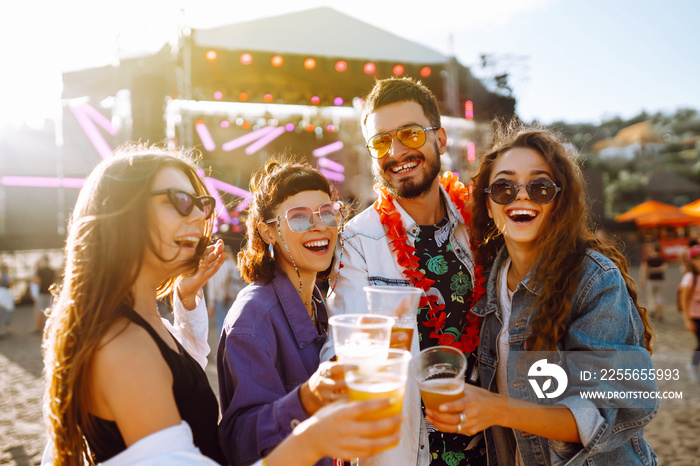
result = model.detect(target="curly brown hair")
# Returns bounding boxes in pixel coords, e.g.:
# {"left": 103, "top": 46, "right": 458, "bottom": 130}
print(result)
{"left": 238, "top": 155, "right": 339, "bottom": 284}
{"left": 469, "top": 120, "right": 653, "bottom": 352}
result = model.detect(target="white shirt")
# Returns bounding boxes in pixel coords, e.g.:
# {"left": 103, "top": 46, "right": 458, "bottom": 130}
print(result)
{"left": 496, "top": 258, "right": 525, "bottom": 466}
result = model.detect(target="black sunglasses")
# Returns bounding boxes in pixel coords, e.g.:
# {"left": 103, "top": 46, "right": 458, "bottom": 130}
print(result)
{"left": 151, "top": 188, "right": 216, "bottom": 219}
{"left": 365, "top": 124, "right": 440, "bottom": 159}
{"left": 485, "top": 178, "right": 561, "bottom": 205}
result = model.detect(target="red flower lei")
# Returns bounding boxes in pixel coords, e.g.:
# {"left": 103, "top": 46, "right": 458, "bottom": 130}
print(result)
{"left": 373, "top": 172, "right": 486, "bottom": 353}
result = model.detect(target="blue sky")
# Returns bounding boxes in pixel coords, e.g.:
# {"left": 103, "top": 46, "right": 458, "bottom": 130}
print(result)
{"left": 1, "top": 0, "right": 698, "bottom": 126}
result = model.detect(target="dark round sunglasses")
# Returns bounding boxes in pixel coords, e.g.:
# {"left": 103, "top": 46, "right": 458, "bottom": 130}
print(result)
{"left": 151, "top": 188, "right": 216, "bottom": 219}
{"left": 485, "top": 178, "right": 561, "bottom": 205}
{"left": 265, "top": 201, "right": 342, "bottom": 232}
{"left": 365, "top": 124, "right": 440, "bottom": 159}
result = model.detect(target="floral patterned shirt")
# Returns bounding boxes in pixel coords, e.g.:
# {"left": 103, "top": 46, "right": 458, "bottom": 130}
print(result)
{"left": 416, "top": 218, "right": 487, "bottom": 466}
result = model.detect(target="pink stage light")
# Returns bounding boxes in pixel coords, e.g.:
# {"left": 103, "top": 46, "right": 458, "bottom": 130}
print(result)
{"left": 244, "top": 126, "right": 285, "bottom": 155}
{"left": 319, "top": 169, "right": 345, "bottom": 182}
{"left": 203, "top": 178, "right": 230, "bottom": 223}
{"left": 205, "top": 177, "right": 251, "bottom": 198}
{"left": 285, "top": 123, "right": 295, "bottom": 131}
{"left": 467, "top": 142, "right": 476, "bottom": 162}
{"left": 465, "top": 100, "right": 474, "bottom": 120}
{"left": 393, "top": 64, "right": 404, "bottom": 75}
{"left": 333, "top": 97, "right": 343, "bottom": 106}
{"left": 195, "top": 121, "right": 216, "bottom": 152}
{"left": 317, "top": 157, "right": 345, "bottom": 173}
{"left": 236, "top": 196, "right": 253, "bottom": 212}
{"left": 1, "top": 176, "right": 85, "bottom": 189}
{"left": 312, "top": 141, "right": 344, "bottom": 158}
{"left": 69, "top": 104, "right": 117, "bottom": 160}
{"left": 220, "top": 120, "right": 230, "bottom": 129}
{"left": 214, "top": 91, "right": 223, "bottom": 100}
{"left": 206, "top": 178, "right": 253, "bottom": 212}
{"left": 364, "top": 62, "right": 376, "bottom": 74}
{"left": 81, "top": 104, "right": 118, "bottom": 135}
{"left": 311, "top": 96, "right": 320, "bottom": 105}
{"left": 335, "top": 60, "right": 347, "bottom": 72}
{"left": 221, "top": 126, "right": 274, "bottom": 152}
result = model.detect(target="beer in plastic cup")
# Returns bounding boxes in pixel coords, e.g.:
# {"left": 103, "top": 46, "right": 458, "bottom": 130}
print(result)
{"left": 329, "top": 314, "right": 394, "bottom": 364}
{"left": 410, "top": 346, "right": 467, "bottom": 411}
{"left": 345, "top": 349, "right": 412, "bottom": 448}
{"left": 364, "top": 286, "right": 422, "bottom": 351}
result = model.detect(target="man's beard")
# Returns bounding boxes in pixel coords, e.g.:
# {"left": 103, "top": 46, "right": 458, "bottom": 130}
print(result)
{"left": 373, "top": 142, "right": 442, "bottom": 199}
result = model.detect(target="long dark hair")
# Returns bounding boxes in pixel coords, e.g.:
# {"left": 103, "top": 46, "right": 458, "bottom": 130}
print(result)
{"left": 470, "top": 121, "right": 653, "bottom": 352}
{"left": 43, "top": 144, "right": 213, "bottom": 465}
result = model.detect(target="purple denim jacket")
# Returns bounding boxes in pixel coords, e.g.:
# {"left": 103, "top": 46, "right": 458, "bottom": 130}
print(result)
{"left": 216, "top": 267, "right": 330, "bottom": 466}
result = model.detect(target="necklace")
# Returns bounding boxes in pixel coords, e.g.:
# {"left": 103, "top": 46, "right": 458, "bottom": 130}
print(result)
{"left": 508, "top": 262, "right": 525, "bottom": 292}
{"left": 304, "top": 296, "right": 323, "bottom": 328}
{"left": 374, "top": 172, "right": 485, "bottom": 353}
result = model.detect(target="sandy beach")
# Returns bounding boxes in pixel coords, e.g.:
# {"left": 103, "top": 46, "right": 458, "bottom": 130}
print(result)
{"left": 1, "top": 265, "right": 698, "bottom": 465}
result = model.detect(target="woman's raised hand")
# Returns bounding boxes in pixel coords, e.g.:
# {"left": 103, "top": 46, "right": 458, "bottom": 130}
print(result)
{"left": 177, "top": 239, "right": 226, "bottom": 310}
{"left": 424, "top": 384, "right": 506, "bottom": 436}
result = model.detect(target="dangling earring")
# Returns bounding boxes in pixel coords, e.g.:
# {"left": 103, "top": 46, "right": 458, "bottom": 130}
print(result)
{"left": 268, "top": 243, "right": 275, "bottom": 259}
{"left": 276, "top": 223, "right": 303, "bottom": 294}
{"left": 483, "top": 223, "right": 503, "bottom": 245}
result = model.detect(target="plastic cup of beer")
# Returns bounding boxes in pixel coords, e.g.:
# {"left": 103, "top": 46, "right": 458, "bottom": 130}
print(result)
{"left": 329, "top": 314, "right": 394, "bottom": 364}
{"left": 345, "top": 349, "right": 412, "bottom": 449}
{"left": 364, "top": 286, "right": 423, "bottom": 351}
{"left": 410, "top": 346, "right": 466, "bottom": 411}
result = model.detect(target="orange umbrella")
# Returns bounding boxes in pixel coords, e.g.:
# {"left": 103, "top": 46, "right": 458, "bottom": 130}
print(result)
{"left": 615, "top": 200, "right": 699, "bottom": 227}
{"left": 681, "top": 199, "right": 700, "bottom": 216}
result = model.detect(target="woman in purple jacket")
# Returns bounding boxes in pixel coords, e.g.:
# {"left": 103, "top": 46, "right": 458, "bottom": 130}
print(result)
{"left": 217, "top": 158, "right": 355, "bottom": 466}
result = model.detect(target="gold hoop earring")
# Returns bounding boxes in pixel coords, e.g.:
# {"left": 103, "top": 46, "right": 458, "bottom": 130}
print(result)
{"left": 483, "top": 224, "right": 502, "bottom": 245}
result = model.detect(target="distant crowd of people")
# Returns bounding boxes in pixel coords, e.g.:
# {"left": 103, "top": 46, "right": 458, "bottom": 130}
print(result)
{"left": 0, "top": 254, "right": 57, "bottom": 337}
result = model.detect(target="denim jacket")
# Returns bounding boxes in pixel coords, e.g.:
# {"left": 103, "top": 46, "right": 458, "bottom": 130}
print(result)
{"left": 472, "top": 247, "right": 658, "bottom": 466}
{"left": 325, "top": 184, "right": 476, "bottom": 466}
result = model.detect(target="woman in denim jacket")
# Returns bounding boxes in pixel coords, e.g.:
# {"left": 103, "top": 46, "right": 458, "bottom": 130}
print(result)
{"left": 425, "top": 123, "right": 658, "bottom": 465}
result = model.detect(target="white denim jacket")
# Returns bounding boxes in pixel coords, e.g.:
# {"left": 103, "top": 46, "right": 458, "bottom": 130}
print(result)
{"left": 324, "top": 184, "right": 476, "bottom": 466}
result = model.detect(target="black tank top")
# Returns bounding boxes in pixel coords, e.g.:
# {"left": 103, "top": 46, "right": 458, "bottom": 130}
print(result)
{"left": 86, "top": 307, "right": 226, "bottom": 464}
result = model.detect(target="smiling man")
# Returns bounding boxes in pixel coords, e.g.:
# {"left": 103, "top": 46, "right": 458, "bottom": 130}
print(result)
{"left": 326, "top": 78, "right": 487, "bottom": 466}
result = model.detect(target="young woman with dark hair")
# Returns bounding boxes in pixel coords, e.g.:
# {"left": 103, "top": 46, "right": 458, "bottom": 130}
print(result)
{"left": 42, "top": 144, "right": 227, "bottom": 465}
{"left": 217, "top": 157, "right": 403, "bottom": 466}
{"left": 425, "top": 123, "right": 658, "bottom": 465}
